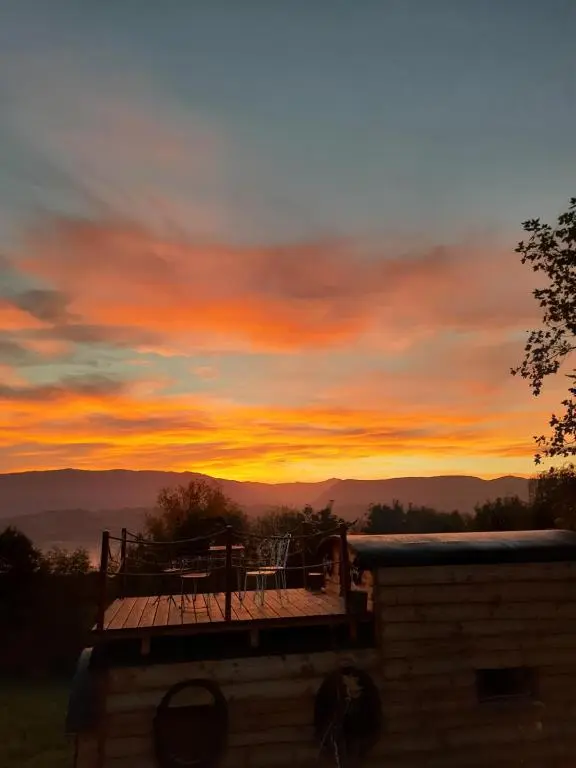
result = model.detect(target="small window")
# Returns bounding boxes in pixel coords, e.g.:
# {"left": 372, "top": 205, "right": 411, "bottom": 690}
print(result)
{"left": 475, "top": 667, "right": 537, "bottom": 703}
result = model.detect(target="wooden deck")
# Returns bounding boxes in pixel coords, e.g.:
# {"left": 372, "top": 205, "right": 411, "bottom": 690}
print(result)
{"left": 94, "top": 589, "right": 352, "bottom": 639}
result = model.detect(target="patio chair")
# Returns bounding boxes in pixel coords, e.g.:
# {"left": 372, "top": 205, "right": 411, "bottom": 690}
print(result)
{"left": 151, "top": 556, "right": 182, "bottom": 610}
{"left": 180, "top": 555, "right": 213, "bottom": 616}
{"left": 242, "top": 534, "right": 291, "bottom": 605}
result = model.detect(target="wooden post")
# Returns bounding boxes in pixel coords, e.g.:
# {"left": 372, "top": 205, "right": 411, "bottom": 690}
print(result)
{"left": 339, "top": 522, "right": 351, "bottom": 612}
{"left": 120, "top": 527, "right": 127, "bottom": 597}
{"left": 97, "top": 530, "right": 110, "bottom": 632}
{"left": 225, "top": 525, "right": 233, "bottom": 621}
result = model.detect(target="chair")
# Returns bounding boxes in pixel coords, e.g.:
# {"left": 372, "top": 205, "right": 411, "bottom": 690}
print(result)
{"left": 152, "top": 557, "right": 181, "bottom": 610}
{"left": 208, "top": 543, "right": 246, "bottom": 597}
{"left": 180, "top": 555, "right": 212, "bottom": 616}
{"left": 243, "top": 534, "right": 291, "bottom": 605}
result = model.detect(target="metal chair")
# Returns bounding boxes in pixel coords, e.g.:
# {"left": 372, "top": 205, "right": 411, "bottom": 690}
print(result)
{"left": 152, "top": 557, "right": 181, "bottom": 610}
{"left": 242, "top": 534, "right": 291, "bottom": 605}
{"left": 180, "top": 555, "right": 212, "bottom": 616}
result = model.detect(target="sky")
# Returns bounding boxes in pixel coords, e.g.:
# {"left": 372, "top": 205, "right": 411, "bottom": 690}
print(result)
{"left": 0, "top": 0, "right": 575, "bottom": 481}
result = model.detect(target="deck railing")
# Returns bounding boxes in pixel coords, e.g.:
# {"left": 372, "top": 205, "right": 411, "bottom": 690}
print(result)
{"left": 96, "top": 522, "right": 352, "bottom": 631}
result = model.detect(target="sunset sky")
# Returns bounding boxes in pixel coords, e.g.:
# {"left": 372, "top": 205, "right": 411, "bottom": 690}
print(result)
{"left": 0, "top": 1, "right": 575, "bottom": 481}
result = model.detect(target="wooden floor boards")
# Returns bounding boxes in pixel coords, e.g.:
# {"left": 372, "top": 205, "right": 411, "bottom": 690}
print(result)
{"left": 99, "top": 588, "right": 347, "bottom": 634}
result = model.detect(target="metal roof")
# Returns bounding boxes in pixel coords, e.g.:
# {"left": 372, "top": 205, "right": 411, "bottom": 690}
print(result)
{"left": 347, "top": 530, "right": 576, "bottom": 569}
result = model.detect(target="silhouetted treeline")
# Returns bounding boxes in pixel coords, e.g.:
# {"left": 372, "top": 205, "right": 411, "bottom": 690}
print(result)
{"left": 0, "top": 528, "right": 96, "bottom": 677}
{"left": 360, "top": 494, "right": 558, "bottom": 535}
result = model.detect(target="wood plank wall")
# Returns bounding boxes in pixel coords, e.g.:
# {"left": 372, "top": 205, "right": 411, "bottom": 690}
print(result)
{"left": 373, "top": 560, "right": 576, "bottom": 767}
{"left": 76, "top": 649, "right": 380, "bottom": 768}
{"left": 75, "top": 560, "right": 576, "bottom": 768}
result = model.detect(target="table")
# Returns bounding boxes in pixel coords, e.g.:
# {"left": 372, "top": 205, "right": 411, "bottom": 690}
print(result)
{"left": 208, "top": 545, "right": 245, "bottom": 553}
{"left": 208, "top": 544, "right": 245, "bottom": 594}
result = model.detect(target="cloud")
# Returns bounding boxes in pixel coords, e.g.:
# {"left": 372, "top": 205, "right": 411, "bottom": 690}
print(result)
{"left": 0, "top": 53, "right": 229, "bottom": 237}
{"left": 0, "top": 374, "right": 126, "bottom": 402}
{"left": 0, "top": 300, "right": 48, "bottom": 332}
{"left": 8, "top": 216, "right": 540, "bottom": 356}
{"left": 0, "top": 382, "right": 546, "bottom": 478}
{"left": 0, "top": 53, "right": 552, "bottom": 480}
{"left": 0, "top": 365, "right": 27, "bottom": 387}
{"left": 11, "top": 289, "right": 73, "bottom": 324}
{"left": 19, "top": 337, "right": 71, "bottom": 357}
{"left": 0, "top": 339, "right": 36, "bottom": 366}
{"left": 193, "top": 366, "right": 219, "bottom": 380}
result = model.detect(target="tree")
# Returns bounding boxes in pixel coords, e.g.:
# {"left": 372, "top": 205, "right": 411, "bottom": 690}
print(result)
{"left": 0, "top": 526, "right": 41, "bottom": 576}
{"left": 529, "top": 464, "right": 576, "bottom": 530}
{"left": 42, "top": 546, "right": 92, "bottom": 575}
{"left": 144, "top": 479, "right": 247, "bottom": 547}
{"left": 512, "top": 198, "right": 576, "bottom": 463}
{"left": 470, "top": 496, "right": 535, "bottom": 532}
{"left": 251, "top": 506, "right": 303, "bottom": 538}
{"left": 362, "top": 501, "right": 467, "bottom": 534}
{"left": 404, "top": 505, "right": 467, "bottom": 533}
{"left": 251, "top": 504, "right": 344, "bottom": 571}
{"left": 363, "top": 501, "right": 406, "bottom": 534}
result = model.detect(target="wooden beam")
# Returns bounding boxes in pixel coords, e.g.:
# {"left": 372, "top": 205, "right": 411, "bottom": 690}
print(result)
{"left": 225, "top": 525, "right": 233, "bottom": 621}
{"left": 91, "top": 611, "right": 360, "bottom": 643}
{"left": 339, "top": 522, "right": 351, "bottom": 613}
{"left": 97, "top": 530, "right": 110, "bottom": 632}
{"left": 120, "top": 527, "right": 127, "bottom": 597}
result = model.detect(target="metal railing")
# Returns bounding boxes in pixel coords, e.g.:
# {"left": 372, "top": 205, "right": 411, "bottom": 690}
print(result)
{"left": 96, "top": 522, "right": 353, "bottom": 631}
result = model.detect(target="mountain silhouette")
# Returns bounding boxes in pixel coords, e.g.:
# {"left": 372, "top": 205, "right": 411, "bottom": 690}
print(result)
{"left": 0, "top": 469, "right": 530, "bottom": 554}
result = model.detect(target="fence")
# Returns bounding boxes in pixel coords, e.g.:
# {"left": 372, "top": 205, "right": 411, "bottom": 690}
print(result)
{"left": 95, "top": 522, "right": 353, "bottom": 631}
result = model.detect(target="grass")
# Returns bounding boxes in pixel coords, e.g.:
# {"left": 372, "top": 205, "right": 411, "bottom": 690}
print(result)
{"left": 0, "top": 680, "right": 74, "bottom": 768}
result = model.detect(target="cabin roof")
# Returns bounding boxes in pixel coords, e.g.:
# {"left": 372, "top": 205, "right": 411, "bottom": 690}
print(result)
{"left": 346, "top": 529, "right": 576, "bottom": 569}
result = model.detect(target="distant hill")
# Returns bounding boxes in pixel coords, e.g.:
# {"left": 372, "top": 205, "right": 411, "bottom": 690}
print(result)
{"left": 312, "top": 475, "right": 530, "bottom": 520}
{"left": 0, "top": 469, "right": 338, "bottom": 518}
{"left": 0, "top": 469, "right": 530, "bottom": 554}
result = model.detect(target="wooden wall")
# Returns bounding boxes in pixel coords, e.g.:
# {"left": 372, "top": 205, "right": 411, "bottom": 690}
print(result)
{"left": 75, "top": 559, "right": 576, "bottom": 768}
{"left": 76, "top": 648, "right": 380, "bottom": 768}
{"left": 373, "top": 560, "right": 576, "bottom": 767}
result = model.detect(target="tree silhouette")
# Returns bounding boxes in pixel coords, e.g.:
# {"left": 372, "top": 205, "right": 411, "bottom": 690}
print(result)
{"left": 363, "top": 501, "right": 467, "bottom": 534}
{"left": 251, "top": 504, "right": 343, "bottom": 571}
{"left": 145, "top": 479, "right": 247, "bottom": 549}
{"left": 512, "top": 197, "right": 576, "bottom": 463}
{"left": 0, "top": 526, "right": 41, "bottom": 576}
{"left": 470, "top": 496, "right": 534, "bottom": 532}
{"left": 42, "top": 546, "right": 92, "bottom": 575}
{"left": 529, "top": 464, "right": 576, "bottom": 530}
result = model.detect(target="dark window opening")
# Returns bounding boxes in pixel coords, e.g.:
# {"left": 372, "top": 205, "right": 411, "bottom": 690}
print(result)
{"left": 314, "top": 666, "right": 382, "bottom": 762}
{"left": 475, "top": 667, "right": 537, "bottom": 703}
{"left": 153, "top": 679, "right": 228, "bottom": 768}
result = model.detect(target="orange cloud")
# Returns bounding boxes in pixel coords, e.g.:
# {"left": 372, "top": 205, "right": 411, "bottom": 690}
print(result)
{"left": 8, "top": 217, "right": 541, "bottom": 354}
{"left": 193, "top": 365, "right": 219, "bottom": 380}
{"left": 0, "top": 55, "right": 555, "bottom": 482}
{"left": 0, "top": 370, "right": 552, "bottom": 479}
{"left": 19, "top": 338, "right": 71, "bottom": 357}
{"left": 0, "top": 301, "right": 48, "bottom": 332}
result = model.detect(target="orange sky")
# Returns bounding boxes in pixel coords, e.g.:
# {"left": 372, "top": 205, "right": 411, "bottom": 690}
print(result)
{"left": 0, "top": 25, "right": 572, "bottom": 482}
{"left": 0, "top": 213, "right": 567, "bottom": 481}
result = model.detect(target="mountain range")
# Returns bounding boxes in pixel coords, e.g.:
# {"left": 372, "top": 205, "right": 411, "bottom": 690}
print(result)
{"left": 0, "top": 469, "right": 530, "bottom": 554}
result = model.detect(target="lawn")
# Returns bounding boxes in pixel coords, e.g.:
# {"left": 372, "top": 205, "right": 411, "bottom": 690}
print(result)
{"left": 0, "top": 680, "right": 74, "bottom": 768}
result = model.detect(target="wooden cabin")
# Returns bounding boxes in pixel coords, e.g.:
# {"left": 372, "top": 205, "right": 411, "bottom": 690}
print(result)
{"left": 67, "top": 528, "right": 576, "bottom": 767}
